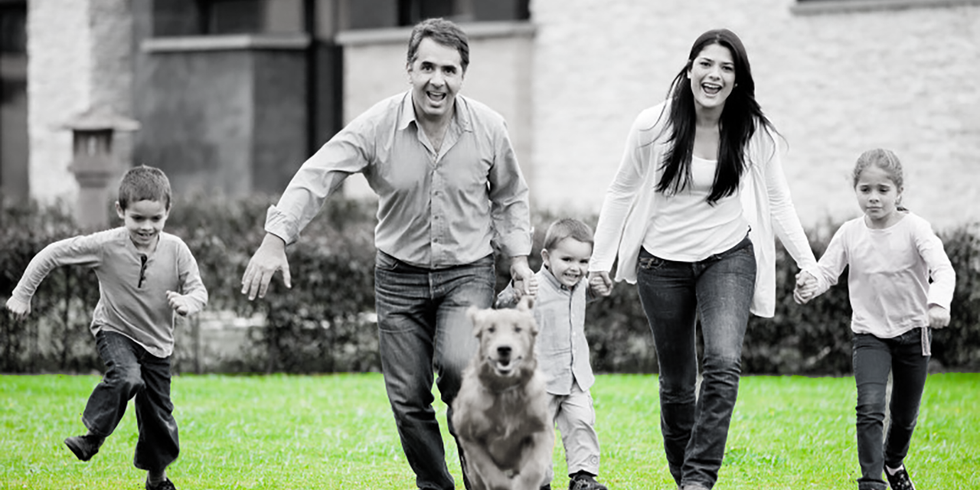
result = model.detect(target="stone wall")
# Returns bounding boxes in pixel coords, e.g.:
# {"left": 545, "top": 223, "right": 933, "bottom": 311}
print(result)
{"left": 530, "top": 0, "right": 980, "bottom": 230}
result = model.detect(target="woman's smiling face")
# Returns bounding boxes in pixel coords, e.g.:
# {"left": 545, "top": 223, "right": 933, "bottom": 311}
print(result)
{"left": 688, "top": 43, "right": 736, "bottom": 112}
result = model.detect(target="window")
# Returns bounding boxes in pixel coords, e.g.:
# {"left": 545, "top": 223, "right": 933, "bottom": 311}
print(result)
{"left": 398, "top": 0, "right": 529, "bottom": 25}
{"left": 793, "top": 0, "right": 980, "bottom": 14}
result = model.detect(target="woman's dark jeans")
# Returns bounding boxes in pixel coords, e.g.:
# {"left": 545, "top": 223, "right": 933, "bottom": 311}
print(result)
{"left": 374, "top": 251, "right": 495, "bottom": 490}
{"left": 636, "top": 236, "right": 756, "bottom": 489}
{"left": 84, "top": 330, "right": 179, "bottom": 472}
{"left": 852, "top": 329, "right": 930, "bottom": 490}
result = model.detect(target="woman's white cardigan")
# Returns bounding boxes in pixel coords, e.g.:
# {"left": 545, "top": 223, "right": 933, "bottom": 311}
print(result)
{"left": 590, "top": 102, "right": 817, "bottom": 318}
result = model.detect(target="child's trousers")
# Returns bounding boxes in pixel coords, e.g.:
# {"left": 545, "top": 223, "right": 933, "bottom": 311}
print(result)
{"left": 83, "top": 330, "right": 179, "bottom": 472}
{"left": 852, "top": 329, "right": 929, "bottom": 490}
{"left": 541, "top": 381, "right": 602, "bottom": 485}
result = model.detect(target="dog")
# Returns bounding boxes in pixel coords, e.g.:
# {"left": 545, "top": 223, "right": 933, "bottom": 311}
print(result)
{"left": 452, "top": 296, "right": 554, "bottom": 490}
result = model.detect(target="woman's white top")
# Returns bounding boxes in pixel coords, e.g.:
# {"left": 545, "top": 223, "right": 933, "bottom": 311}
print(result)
{"left": 590, "top": 101, "right": 817, "bottom": 317}
{"left": 643, "top": 155, "right": 749, "bottom": 261}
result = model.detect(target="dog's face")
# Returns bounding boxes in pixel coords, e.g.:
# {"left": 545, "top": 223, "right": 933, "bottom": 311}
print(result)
{"left": 467, "top": 296, "right": 538, "bottom": 382}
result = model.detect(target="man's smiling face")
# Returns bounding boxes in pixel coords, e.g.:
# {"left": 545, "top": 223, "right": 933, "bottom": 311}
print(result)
{"left": 407, "top": 37, "right": 465, "bottom": 123}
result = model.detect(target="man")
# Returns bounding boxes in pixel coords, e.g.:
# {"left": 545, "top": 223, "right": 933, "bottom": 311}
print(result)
{"left": 240, "top": 18, "right": 536, "bottom": 490}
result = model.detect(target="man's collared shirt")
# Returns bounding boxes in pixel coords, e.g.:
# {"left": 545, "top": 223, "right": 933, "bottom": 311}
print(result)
{"left": 265, "top": 91, "right": 531, "bottom": 268}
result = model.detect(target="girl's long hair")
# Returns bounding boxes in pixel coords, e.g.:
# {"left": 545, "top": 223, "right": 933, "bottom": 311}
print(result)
{"left": 656, "top": 29, "right": 777, "bottom": 204}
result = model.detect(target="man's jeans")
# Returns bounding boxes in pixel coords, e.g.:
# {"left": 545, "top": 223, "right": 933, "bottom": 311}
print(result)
{"left": 635, "top": 236, "right": 756, "bottom": 489}
{"left": 84, "top": 330, "right": 179, "bottom": 471}
{"left": 853, "top": 330, "right": 930, "bottom": 490}
{"left": 374, "top": 251, "right": 495, "bottom": 490}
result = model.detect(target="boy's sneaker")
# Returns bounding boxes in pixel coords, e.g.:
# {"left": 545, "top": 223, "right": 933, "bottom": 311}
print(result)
{"left": 569, "top": 474, "right": 608, "bottom": 490}
{"left": 885, "top": 466, "right": 916, "bottom": 490}
{"left": 146, "top": 478, "right": 177, "bottom": 490}
{"left": 64, "top": 434, "right": 104, "bottom": 461}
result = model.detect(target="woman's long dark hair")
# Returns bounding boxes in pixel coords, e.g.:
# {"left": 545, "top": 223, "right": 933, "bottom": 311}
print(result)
{"left": 656, "top": 29, "right": 777, "bottom": 204}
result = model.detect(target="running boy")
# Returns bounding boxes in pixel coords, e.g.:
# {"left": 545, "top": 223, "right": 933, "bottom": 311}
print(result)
{"left": 795, "top": 149, "right": 954, "bottom": 490}
{"left": 497, "top": 218, "right": 610, "bottom": 490}
{"left": 5, "top": 165, "right": 208, "bottom": 490}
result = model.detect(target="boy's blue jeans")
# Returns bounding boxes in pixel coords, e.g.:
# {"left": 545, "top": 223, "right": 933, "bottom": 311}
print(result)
{"left": 84, "top": 330, "right": 179, "bottom": 472}
{"left": 374, "top": 251, "right": 495, "bottom": 490}
{"left": 852, "top": 330, "right": 930, "bottom": 490}
{"left": 635, "top": 236, "right": 756, "bottom": 490}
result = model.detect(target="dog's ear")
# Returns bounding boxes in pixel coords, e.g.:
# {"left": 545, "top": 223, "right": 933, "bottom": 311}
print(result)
{"left": 467, "top": 306, "right": 484, "bottom": 337}
{"left": 517, "top": 295, "right": 534, "bottom": 312}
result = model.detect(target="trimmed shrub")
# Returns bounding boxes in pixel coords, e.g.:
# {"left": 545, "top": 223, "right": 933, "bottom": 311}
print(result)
{"left": 1, "top": 198, "right": 978, "bottom": 374}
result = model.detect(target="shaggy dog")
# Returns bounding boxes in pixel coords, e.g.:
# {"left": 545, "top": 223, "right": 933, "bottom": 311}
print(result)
{"left": 452, "top": 296, "right": 554, "bottom": 490}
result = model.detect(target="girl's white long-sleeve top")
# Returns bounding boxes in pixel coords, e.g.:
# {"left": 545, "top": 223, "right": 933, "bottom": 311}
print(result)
{"left": 590, "top": 102, "right": 816, "bottom": 318}
{"left": 808, "top": 212, "right": 955, "bottom": 338}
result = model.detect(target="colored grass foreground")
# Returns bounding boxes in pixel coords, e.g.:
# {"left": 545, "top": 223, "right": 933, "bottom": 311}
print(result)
{"left": 0, "top": 373, "right": 977, "bottom": 489}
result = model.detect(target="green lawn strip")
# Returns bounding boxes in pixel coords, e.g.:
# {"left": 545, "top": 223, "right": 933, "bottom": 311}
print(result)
{"left": 0, "top": 373, "right": 976, "bottom": 489}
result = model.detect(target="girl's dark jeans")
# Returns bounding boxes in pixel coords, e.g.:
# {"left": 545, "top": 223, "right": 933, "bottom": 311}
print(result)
{"left": 373, "top": 251, "right": 495, "bottom": 490}
{"left": 852, "top": 329, "right": 929, "bottom": 490}
{"left": 636, "top": 236, "right": 756, "bottom": 489}
{"left": 83, "top": 330, "right": 179, "bottom": 472}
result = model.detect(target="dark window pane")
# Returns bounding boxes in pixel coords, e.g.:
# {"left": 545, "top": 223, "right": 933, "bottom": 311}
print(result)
{"left": 0, "top": 3, "right": 27, "bottom": 54}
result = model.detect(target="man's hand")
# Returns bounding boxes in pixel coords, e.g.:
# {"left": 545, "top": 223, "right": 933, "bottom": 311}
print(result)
{"left": 241, "top": 233, "right": 292, "bottom": 301}
{"left": 509, "top": 256, "right": 538, "bottom": 297}
{"left": 588, "top": 271, "right": 613, "bottom": 297}
{"left": 5, "top": 297, "right": 30, "bottom": 320}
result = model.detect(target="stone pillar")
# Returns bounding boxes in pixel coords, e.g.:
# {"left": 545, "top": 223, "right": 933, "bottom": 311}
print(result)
{"left": 27, "top": 0, "right": 135, "bottom": 206}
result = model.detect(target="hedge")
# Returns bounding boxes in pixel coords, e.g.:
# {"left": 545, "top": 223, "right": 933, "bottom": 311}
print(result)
{"left": 1, "top": 197, "right": 978, "bottom": 375}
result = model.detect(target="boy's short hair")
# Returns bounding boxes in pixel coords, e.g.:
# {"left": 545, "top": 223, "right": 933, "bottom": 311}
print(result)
{"left": 118, "top": 165, "right": 172, "bottom": 210}
{"left": 542, "top": 218, "right": 594, "bottom": 252}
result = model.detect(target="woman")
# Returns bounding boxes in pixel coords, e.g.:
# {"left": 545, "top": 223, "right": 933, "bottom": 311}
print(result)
{"left": 588, "top": 29, "right": 816, "bottom": 490}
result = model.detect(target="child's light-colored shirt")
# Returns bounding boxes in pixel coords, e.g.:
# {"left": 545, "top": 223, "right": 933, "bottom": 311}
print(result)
{"left": 9, "top": 227, "right": 208, "bottom": 357}
{"left": 809, "top": 212, "right": 955, "bottom": 339}
{"left": 496, "top": 268, "right": 596, "bottom": 396}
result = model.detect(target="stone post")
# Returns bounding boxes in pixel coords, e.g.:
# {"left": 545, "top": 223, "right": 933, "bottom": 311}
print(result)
{"left": 62, "top": 107, "right": 140, "bottom": 230}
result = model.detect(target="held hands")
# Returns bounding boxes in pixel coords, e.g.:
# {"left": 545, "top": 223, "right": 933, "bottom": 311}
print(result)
{"left": 509, "top": 256, "right": 538, "bottom": 298}
{"left": 793, "top": 271, "right": 818, "bottom": 305}
{"left": 241, "top": 233, "right": 292, "bottom": 301}
{"left": 4, "top": 297, "right": 31, "bottom": 320}
{"left": 166, "top": 291, "right": 193, "bottom": 316}
{"left": 588, "top": 271, "right": 613, "bottom": 297}
{"left": 928, "top": 305, "right": 951, "bottom": 329}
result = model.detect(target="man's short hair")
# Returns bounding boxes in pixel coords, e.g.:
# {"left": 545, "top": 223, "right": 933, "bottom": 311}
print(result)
{"left": 406, "top": 18, "right": 470, "bottom": 73}
{"left": 118, "top": 165, "right": 172, "bottom": 210}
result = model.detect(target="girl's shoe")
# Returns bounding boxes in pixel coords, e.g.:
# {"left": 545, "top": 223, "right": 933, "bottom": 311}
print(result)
{"left": 885, "top": 466, "right": 916, "bottom": 490}
{"left": 145, "top": 478, "right": 177, "bottom": 490}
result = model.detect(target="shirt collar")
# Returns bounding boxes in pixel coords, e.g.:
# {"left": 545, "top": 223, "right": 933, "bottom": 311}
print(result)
{"left": 541, "top": 266, "right": 580, "bottom": 292}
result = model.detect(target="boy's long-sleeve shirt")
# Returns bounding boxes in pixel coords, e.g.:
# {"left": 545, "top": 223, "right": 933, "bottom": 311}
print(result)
{"left": 496, "top": 268, "right": 596, "bottom": 395}
{"left": 9, "top": 227, "right": 208, "bottom": 357}
{"left": 809, "top": 212, "right": 955, "bottom": 339}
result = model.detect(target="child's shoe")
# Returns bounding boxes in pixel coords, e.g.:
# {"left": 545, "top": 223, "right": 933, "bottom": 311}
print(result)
{"left": 64, "top": 434, "right": 104, "bottom": 461}
{"left": 569, "top": 473, "right": 608, "bottom": 490}
{"left": 885, "top": 465, "right": 916, "bottom": 490}
{"left": 146, "top": 478, "right": 177, "bottom": 490}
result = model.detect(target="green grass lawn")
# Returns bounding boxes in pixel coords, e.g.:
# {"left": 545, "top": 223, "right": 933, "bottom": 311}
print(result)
{"left": 0, "top": 373, "right": 977, "bottom": 489}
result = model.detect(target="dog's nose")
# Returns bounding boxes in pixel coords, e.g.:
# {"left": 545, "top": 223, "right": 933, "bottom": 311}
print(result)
{"left": 496, "top": 346, "right": 511, "bottom": 359}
